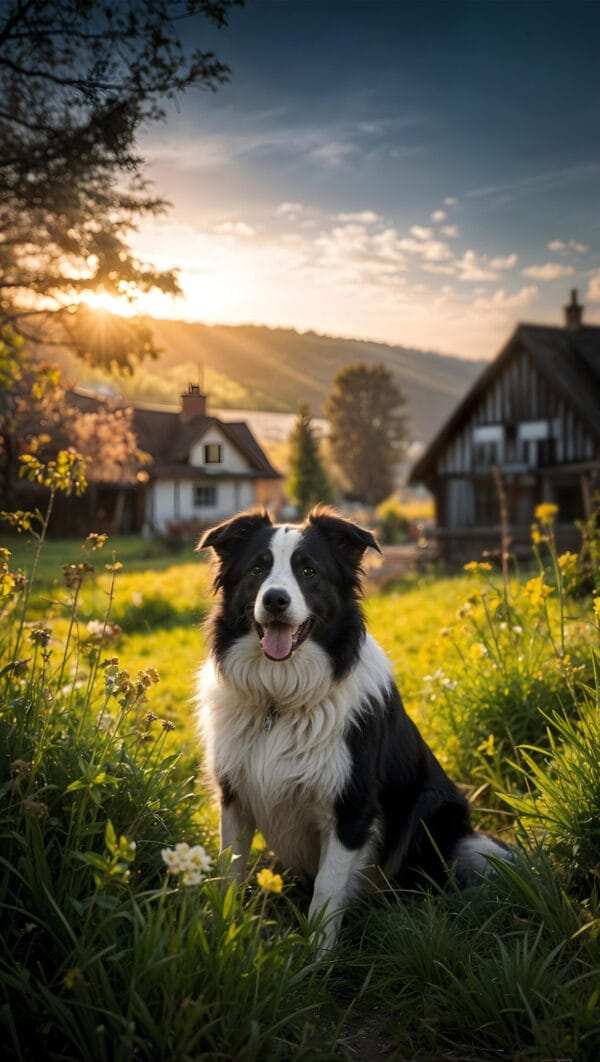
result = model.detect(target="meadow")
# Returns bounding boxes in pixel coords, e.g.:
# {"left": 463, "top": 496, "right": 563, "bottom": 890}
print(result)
{"left": 1, "top": 497, "right": 600, "bottom": 1060}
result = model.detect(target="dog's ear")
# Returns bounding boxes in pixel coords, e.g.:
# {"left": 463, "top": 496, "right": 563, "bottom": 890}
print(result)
{"left": 196, "top": 509, "right": 272, "bottom": 557}
{"left": 306, "top": 505, "right": 381, "bottom": 564}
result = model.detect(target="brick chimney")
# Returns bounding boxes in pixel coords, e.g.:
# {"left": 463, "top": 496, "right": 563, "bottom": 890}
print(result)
{"left": 180, "top": 384, "right": 206, "bottom": 420}
{"left": 564, "top": 288, "right": 584, "bottom": 329}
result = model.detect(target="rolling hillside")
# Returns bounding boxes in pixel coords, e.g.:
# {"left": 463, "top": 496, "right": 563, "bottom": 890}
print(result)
{"left": 57, "top": 318, "right": 486, "bottom": 443}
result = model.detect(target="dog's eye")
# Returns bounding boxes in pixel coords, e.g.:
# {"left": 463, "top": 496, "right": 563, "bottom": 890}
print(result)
{"left": 250, "top": 564, "right": 263, "bottom": 577}
{"left": 303, "top": 566, "right": 316, "bottom": 579}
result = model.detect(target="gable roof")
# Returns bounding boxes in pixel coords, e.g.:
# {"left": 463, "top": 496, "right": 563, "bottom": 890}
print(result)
{"left": 409, "top": 322, "right": 600, "bottom": 485}
{"left": 68, "top": 389, "right": 281, "bottom": 480}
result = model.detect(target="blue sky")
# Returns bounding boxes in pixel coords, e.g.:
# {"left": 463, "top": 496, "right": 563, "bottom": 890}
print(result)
{"left": 126, "top": 0, "right": 600, "bottom": 359}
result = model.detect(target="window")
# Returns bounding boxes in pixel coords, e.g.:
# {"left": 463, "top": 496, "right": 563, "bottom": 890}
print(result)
{"left": 194, "top": 485, "right": 217, "bottom": 507}
{"left": 204, "top": 443, "right": 222, "bottom": 464}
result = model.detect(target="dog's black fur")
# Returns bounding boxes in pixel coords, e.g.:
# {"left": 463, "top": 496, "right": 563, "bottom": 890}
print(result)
{"left": 197, "top": 507, "right": 507, "bottom": 948}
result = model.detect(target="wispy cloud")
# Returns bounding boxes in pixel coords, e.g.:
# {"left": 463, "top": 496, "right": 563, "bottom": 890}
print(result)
{"left": 310, "top": 140, "right": 356, "bottom": 166}
{"left": 277, "top": 202, "right": 304, "bottom": 217}
{"left": 473, "top": 286, "right": 538, "bottom": 312}
{"left": 547, "top": 238, "right": 589, "bottom": 254}
{"left": 586, "top": 273, "right": 600, "bottom": 302}
{"left": 337, "top": 210, "right": 380, "bottom": 224}
{"left": 213, "top": 221, "right": 256, "bottom": 238}
{"left": 522, "top": 262, "right": 575, "bottom": 280}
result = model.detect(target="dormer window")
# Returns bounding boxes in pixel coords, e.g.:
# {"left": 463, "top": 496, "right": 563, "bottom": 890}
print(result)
{"left": 204, "top": 443, "right": 222, "bottom": 464}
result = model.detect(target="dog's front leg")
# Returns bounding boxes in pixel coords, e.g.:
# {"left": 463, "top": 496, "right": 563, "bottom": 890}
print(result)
{"left": 308, "top": 830, "right": 366, "bottom": 955}
{"left": 220, "top": 799, "right": 255, "bottom": 881}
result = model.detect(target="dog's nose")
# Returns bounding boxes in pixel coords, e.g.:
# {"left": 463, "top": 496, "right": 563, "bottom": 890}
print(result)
{"left": 262, "top": 587, "right": 291, "bottom": 614}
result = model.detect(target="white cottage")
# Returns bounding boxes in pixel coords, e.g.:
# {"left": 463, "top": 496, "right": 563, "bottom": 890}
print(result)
{"left": 66, "top": 384, "right": 283, "bottom": 535}
{"left": 135, "top": 385, "right": 283, "bottom": 534}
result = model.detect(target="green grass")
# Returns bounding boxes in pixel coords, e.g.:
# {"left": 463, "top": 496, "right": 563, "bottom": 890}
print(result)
{"left": 1, "top": 502, "right": 600, "bottom": 1060}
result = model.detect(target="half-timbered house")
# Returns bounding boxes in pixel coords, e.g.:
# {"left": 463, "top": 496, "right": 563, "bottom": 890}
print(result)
{"left": 409, "top": 291, "right": 600, "bottom": 564}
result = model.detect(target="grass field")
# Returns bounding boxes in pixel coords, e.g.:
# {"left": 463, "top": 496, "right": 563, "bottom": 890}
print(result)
{"left": 1, "top": 517, "right": 600, "bottom": 1060}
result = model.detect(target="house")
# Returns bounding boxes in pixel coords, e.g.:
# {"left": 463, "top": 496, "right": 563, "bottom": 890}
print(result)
{"left": 409, "top": 291, "right": 600, "bottom": 564}
{"left": 67, "top": 384, "right": 283, "bottom": 535}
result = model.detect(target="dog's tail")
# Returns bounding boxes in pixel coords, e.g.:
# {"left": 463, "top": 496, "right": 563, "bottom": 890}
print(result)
{"left": 453, "top": 831, "right": 513, "bottom": 885}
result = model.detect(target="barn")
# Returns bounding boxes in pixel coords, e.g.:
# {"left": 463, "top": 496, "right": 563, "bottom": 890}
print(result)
{"left": 409, "top": 291, "right": 600, "bottom": 564}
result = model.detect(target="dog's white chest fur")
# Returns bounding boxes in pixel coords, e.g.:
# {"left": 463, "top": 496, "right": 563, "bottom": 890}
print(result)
{"left": 197, "top": 632, "right": 391, "bottom": 878}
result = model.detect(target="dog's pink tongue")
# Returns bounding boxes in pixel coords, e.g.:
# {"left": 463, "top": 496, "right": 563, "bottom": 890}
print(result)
{"left": 262, "top": 623, "right": 294, "bottom": 660}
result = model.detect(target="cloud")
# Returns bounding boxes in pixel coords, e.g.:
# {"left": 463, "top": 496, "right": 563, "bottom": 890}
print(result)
{"left": 311, "top": 140, "right": 355, "bottom": 165}
{"left": 421, "top": 263, "right": 456, "bottom": 275}
{"left": 547, "top": 238, "right": 589, "bottom": 254}
{"left": 444, "top": 196, "right": 458, "bottom": 206}
{"left": 441, "top": 224, "right": 459, "bottom": 238}
{"left": 410, "top": 225, "right": 433, "bottom": 240}
{"left": 451, "top": 250, "right": 518, "bottom": 281}
{"left": 454, "top": 250, "right": 499, "bottom": 281}
{"left": 522, "top": 262, "right": 575, "bottom": 280}
{"left": 277, "top": 202, "right": 304, "bottom": 217}
{"left": 489, "top": 253, "right": 518, "bottom": 270}
{"left": 312, "top": 223, "right": 408, "bottom": 287}
{"left": 473, "top": 286, "right": 538, "bottom": 312}
{"left": 586, "top": 273, "right": 600, "bottom": 302}
{"left": 337, "top": 210, "right": 380, "bottom": 224}
{"left": 213, "top": 221, "right": 256, "bottom": 238}
{"left": 400, "top": 235, "right": 453, "bottom": 261}
{"left": 431, "top": 210, "right": 446, "bottom": 222}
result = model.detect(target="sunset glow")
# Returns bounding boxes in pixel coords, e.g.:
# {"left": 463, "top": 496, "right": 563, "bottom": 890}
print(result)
{"left": 119, "top": 1, "right": 600, "bottom": 361}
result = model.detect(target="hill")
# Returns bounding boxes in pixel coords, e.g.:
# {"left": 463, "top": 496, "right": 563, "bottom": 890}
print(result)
{"left": 56, "top": 318, "right": 486, "bottom": 443}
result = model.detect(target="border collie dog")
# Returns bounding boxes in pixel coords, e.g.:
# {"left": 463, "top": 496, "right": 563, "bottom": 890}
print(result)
{"left": 197, "top": 506, "right": 507, "bottom": 950}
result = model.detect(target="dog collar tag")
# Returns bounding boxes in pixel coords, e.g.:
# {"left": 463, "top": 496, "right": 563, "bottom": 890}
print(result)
{"left": 262, "top": 703, "right": 279, "bottom": 732}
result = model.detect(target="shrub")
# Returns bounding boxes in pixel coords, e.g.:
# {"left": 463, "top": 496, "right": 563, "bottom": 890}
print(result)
{"left": 506, "top": 660, "right": 600, "bottom": 894}
{"left": 375, "top": 494, "right": 409, "bottom": 544}
{"left": 424, "top": 506, "right": 596, "bottom": 796}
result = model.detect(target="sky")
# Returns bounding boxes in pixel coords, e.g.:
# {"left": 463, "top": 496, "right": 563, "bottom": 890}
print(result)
{"left": 117, "top": 0, "right": 600, "bottom": 360}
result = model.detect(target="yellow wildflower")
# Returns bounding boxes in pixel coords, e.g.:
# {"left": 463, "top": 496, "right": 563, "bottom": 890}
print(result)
{"left": 468, "top": 642, "right": 488, "bottom": 661}
{"left": 523, "top": 575, "right": 554, "bottom": 608}
{"left": 557, "top": 552, "right": 578, "bottom": 578}
{"left": 477, "top": 733, "right": 495, "bottom": 757}
{"left": 593, "top": 596, "right": 600, "bottom": 620}
{"left": 257, "top": 868, "right": 283, "bottom": 894}
{"left": 463, "top": 561, "right": 493, "bottom": 573}
{"left": 63, "top": 967, "right": 84, "bottom": 990}
{"left": 530, "top": 523, "right": 546, "bottom": 545}
{"left": 534, "top": 502, "right": 558, "bottom": 526}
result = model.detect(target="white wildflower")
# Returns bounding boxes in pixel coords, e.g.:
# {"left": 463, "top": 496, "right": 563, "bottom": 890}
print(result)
{"left": 161, "top": 842, "right": 212, "bottom": 886}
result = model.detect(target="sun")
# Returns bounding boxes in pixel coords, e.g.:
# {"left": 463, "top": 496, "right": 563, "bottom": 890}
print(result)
{"left": 80, "top": 288, "right": 182, "bottom": 319}
{"left": 80, "top": 291, "right": 139, "bottom": 317}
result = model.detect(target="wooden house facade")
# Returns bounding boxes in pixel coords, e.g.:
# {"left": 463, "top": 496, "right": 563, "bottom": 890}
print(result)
{"left": 409, "top": 292, "right": 600, "bottom": 564}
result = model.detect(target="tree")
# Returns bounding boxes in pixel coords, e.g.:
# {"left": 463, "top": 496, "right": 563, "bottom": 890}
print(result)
{"left": 324, "top": 363, "right": 409, "bottom": 505}
{"left": 287, "top": 402, "right": 334, "bottom": 514}
{"left": 0, "top": 332, "right": 147, "bottom": 504}
{"left": 0, "top": 0, "right": 242, "bottom": 370}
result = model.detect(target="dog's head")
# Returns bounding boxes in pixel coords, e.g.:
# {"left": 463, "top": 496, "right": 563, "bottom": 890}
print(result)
{"left": 198, "top": 506, "right": 379, "bottom": 672}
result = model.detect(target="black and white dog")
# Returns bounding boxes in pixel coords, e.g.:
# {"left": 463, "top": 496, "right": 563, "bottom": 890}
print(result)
{"left": 197, "top": 506, "right": 507, "bottom": 950}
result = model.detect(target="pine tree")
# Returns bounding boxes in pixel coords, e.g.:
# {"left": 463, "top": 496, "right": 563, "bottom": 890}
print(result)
{"left": 287, "top": 403, "right": 334, "bottom": 514}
